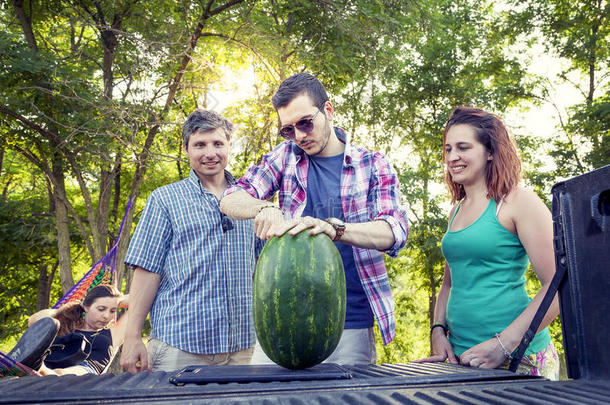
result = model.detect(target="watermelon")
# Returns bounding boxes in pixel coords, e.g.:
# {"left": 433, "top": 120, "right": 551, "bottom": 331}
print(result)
{"left": 254, "top": 230, "right": 346, "bottom": 369}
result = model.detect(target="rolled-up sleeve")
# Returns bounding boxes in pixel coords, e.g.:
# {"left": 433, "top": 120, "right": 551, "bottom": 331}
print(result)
{"left": 368, "top": 153, "right": 409, "bottom": 257}
{"left": 223, "top": 142, "right": 289, "bottom": 201}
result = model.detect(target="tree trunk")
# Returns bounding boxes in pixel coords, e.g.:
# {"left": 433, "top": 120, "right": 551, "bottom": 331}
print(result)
{"left": 0, "top": 140, "right": 4, "bottom": 180}
{"left": 96, "top": 166, "right": 113, "bottom": 257}
{"left": 587, "top": 21, "right": 597, "bottom": 105}
{"left": 112, "top": 152, "right": 122, "bottom": 223}
{"left": 86, "top": 5, "right": 126, "bottom": 263}
{"left": 52, "top": 156, "right": 74, "bottom": 294}
{"left": 11, "top": 0, "right": 38, "bottom": 51}
{"left": 115, "top": 210, "right": 134, "bottom": 292}
{"left": 36, "top": 262, "right": 58, "bottom": 310}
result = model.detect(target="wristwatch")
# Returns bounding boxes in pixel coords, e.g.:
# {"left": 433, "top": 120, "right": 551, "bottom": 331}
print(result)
{"left": 324, "top": 217, "right": 346, "bottom": 241}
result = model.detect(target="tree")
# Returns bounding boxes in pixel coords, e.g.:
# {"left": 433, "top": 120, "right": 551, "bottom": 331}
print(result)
{"left": 508, "top": 0, "right": 610, "bottom": 174}
{"left": 0, "top": 193, "right": 60, "bottom": 344}
{"left": 1, "top": 0, "right": 252, "bottom": 295}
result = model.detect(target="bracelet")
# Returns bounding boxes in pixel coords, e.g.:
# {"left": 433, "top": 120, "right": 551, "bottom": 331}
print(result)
{"left": 430, "top": 323, "right": 448, "bottom": 336}
{"left": 494, "top": 333, "right": 513, "bottom": 360}
{"left": 256, "top": 205, "right": 282, "bottom": 216}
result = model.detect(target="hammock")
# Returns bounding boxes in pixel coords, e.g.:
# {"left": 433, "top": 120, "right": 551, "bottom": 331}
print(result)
{"left": 1, "top": 200, "right": 133, "bottom": 377}
{"left": 0, "top": 351, "right": 41, "bottom": 377}
{"left": 53, "top": 199, "right": 133, "bottom": 308}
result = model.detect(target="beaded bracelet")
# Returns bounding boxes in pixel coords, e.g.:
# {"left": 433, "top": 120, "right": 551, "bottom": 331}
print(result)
{"left": 257, "top": 205, "right": 283, "bottom": 216}
{"left": 494, "top": 333, "right": 513, "bottom": 360}
{"left": 430, "top": 323, "right": 449, "bottom": 336}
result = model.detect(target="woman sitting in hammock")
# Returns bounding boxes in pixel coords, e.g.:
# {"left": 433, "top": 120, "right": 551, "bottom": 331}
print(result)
{"left": 28, "top": 285, "right": 129, "bottom": 375}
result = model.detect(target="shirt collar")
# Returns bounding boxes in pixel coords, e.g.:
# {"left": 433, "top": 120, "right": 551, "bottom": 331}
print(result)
{"left": 188, "top": 169, "right": 236, "bottom": 195}
{"left": 290, "top": 126, "right": 353, "bottom": 166}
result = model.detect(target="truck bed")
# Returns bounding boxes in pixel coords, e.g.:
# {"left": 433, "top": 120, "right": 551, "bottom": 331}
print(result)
{"left": 2, "top": 362, "right": 609, "bottom": 404}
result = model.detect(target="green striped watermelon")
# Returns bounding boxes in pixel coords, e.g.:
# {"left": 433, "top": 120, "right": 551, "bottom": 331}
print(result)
{"left": 254, "top": 230, "right": 346, "bottom": 369}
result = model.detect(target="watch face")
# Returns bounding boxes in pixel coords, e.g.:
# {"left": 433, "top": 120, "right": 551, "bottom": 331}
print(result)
{"left": 326, "top": 217, "right": 345, "bottom": 227}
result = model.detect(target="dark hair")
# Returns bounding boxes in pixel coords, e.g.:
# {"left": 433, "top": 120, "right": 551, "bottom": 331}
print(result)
{"left": 182, "top": 109, "right": 234, "bottom": 147}
{"left": 271, "top": 72, "right": 329, "bottom": 110}
{"left": 442, "top": 106, "right": 522, "bottom": 204}
{"left": 55, "top": 285, "right": 121, "bottom": 336}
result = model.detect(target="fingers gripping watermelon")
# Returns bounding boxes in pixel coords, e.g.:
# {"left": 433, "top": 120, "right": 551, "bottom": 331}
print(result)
{"left": 254, "top": 230, "right": 346, "bottom": 369}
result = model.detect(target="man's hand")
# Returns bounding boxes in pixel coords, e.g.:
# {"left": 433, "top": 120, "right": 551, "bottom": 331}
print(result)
{"left": 120, "top": 336, "right": 150, "bottom": 373}
{"left": 257, "top": 213, "right": 336, "bottom": 241}
{"left": 253, "top": 206, "right": 285, "bottom": 239}
{"left": 273, "top": 216, "right": 336, "bottom": 240}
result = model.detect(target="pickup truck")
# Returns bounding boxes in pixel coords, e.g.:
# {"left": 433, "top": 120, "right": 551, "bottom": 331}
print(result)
{"left": 1, "top": 165, "right": 608, "bottom": 404}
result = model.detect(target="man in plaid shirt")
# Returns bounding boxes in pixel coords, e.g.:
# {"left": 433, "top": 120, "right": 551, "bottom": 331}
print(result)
{"left": 220, "top": 73, "right": 409, "bottom": 365}
{"left": 121, "top": 110, "right": 262, "bottom": 373}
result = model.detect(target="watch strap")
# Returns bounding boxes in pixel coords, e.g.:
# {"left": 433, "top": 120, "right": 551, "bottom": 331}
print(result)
{"left": 324, "top": 218, "right": 345, "bottom": 241}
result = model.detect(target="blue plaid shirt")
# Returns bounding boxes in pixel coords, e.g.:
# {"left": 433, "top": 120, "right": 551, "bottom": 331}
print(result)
{"left": 125, "top": 169, "right": 263, "bottom": 354}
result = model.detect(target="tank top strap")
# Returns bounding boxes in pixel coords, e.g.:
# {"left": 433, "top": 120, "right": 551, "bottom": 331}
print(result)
{"left": 448, "top": 200, "right": 463, "bottom": 229}
{"left": 495, "top": 196, "right": 506, "bottom": 216}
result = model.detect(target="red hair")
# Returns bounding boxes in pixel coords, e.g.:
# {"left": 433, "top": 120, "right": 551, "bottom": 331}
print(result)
{"left": 442, "top": 106, "right": 521, "bottom": 204}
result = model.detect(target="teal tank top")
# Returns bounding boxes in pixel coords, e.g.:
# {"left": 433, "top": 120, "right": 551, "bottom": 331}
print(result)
{"left": 441, "top": 199, "right": 551, "bottom": 356}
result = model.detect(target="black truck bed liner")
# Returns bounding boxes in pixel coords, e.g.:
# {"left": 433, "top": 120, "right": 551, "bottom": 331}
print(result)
{"left": 1, "top": 362, "right": 609, "bottom": 404}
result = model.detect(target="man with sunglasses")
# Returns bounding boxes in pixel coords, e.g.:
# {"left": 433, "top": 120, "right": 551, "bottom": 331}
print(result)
{"left": 220, "top": 73, "right": 409, "bottom": 365}
{"left": 122, "top": 110, "right": 263, "bottom": 373}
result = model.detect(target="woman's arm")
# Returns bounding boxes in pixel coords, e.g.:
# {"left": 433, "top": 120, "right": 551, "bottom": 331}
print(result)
{"left": 118, "top": 294, "right": 129, "bottom": 309}
{"left": 109, "top": 294, "right": 130, "bottom": 345}
{"left": 28, "top": 309, "right": 57, "bottom": 327}
{"left": 110, "top": 310, "right": 129, "bottom": 347}
{"left": 496, "top": 187, "right": 559, "bottom": 351}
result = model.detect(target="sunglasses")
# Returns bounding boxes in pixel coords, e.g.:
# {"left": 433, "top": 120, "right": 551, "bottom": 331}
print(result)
{"left": 221, "top": 213, "right": 234, "bottom": 233}
{"left": 278, "top": 109, "right": 321, "bottom": 140}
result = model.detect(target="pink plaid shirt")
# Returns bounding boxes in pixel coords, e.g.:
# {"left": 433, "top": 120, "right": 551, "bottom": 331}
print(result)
{"left": 225, "top": 127, "right": 408, "bottom": 344}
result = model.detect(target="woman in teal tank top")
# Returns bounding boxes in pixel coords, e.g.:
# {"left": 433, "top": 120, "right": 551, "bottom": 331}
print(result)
{"left": 414, "top": 107, "right": 560, "bottom": 380}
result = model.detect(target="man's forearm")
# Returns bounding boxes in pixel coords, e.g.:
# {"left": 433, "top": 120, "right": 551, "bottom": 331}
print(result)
{"left": 125, "top": 267, "right": 161, "bottom": 339}
{"left": 220, "top": 190, "right": 274, "bottom": 220}
{"left": 341, "top": 219, "right": 395, "bottom": 251}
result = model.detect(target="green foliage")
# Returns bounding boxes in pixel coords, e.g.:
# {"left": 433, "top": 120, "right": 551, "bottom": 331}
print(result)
{"left": 377, "top": 251, "right": 431, "bottom": 363}
{"left": 0, "top": 195, "right": 57, "bottom": 345}
{"left": 508, "top": 0, "right": 609, "bottom": 74}
{"left": 556, "top": 95, "right": 610, "bottom": 169}
{"left": 507, "top": 0, "right": 609, "bottom": 178}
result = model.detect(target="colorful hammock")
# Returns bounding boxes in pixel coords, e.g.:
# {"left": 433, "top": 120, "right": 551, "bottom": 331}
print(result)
{"left": 1, "top": 200, "right": 133, "bottom": 377}
{"left": 0, "top": 351, "right": 41, "bottom": 377}
{"left": 53, "top": 199, "right": 133, "bottom": 308}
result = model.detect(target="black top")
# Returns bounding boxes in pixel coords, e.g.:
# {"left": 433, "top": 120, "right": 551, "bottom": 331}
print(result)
{"left": 75, "top": 328, "right": 113, "bottom": 374}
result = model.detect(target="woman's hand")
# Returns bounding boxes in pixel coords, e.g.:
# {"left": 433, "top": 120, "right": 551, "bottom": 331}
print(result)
{"left": 412, "top": 329, "right": 458, "bottom": 364}
{"left": 118, "top": 294, "right": 129, "bottom": 309}
{"left": 459, "top": 337, "right": 507, "bottom": 369}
